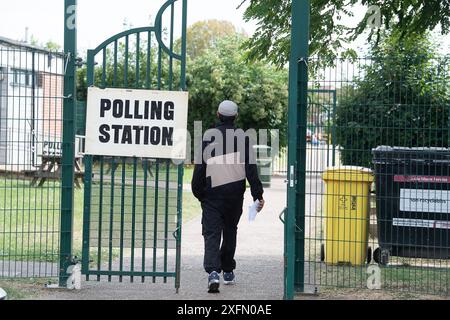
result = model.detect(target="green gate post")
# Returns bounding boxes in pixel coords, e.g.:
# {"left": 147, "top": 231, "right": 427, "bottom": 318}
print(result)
{"left": 175, "top": 0, "right": 188, "bottom": 293}
{"left": 60, "top": 0, "right": 77, "bottom": 287}
{"left": 286, "top": 0, "right": 310, "bottom": 299}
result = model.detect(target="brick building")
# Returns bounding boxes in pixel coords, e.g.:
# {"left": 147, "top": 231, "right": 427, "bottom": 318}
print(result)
{"left": 0, "top": 36, "right": 64, "bottom": 172}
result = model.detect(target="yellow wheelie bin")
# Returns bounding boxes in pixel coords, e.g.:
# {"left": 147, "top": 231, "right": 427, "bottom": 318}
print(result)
{"left": 321, "top": 166, "right": 374, "bottom": 266}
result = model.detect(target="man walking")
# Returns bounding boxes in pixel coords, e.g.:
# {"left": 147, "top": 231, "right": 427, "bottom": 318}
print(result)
{"left": 191, "top": 100, "right": 265, "bottom": 293}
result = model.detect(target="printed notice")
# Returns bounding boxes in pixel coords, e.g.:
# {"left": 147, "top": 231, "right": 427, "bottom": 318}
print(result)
{"left": 85, "top": 87, "right": 189, "bottom": 159}
{"left": 400, "top": 189, "right": 450, "bottom": 214}
{"left": 393, "top": 218, "right": 450, "bottom": 230}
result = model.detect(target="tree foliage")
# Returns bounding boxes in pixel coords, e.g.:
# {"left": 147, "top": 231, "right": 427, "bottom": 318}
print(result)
{"left": 240, "top": 0, "right": 450, "bottom": 68}
{"left": 334, "top": 32, "right": 450, "bottom": 167}
{"left": 76, "top": 23, "right": 289, "bottom": 147}
{"left": 187, "top": 34, "right": 289, "bottom": 146}
{"left": 185, "top": 20, "right": 241, "bottom": 59}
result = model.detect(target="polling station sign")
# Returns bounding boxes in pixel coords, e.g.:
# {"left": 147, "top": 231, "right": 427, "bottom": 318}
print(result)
{"left": 85, "top": 87, "right": 188, "bottom": 159}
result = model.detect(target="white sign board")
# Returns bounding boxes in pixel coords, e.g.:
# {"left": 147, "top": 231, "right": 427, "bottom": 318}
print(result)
{"left": 393, "top": 218, "right": 450, "bottom": 230}
{"left": 85, "top": 87, "right": 188, "bottom": 159}
{"left": 400, "top": 189, "right": 450, "bottom": 214}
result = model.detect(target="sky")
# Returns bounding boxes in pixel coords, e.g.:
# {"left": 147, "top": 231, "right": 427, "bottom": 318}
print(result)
{"left": 0, "top": 0, "right": 448, "bottom": 55}
{"left": 0, "top": 0, "right": 257, "bottom": 52}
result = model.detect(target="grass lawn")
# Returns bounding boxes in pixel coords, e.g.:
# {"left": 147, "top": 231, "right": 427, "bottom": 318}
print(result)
{"left": 0, "top": 278, "right": 49, "bottom": 300}
{"left": 0, "top": 169, "right": 201, "bottom": 266}
{"left": 314, "top": 262, "right": 450, "bottom": 295}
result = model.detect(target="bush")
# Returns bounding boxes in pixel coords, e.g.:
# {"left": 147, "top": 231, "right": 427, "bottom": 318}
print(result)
{"left": 334, "top": 32, "right": 450, "bottom": 167}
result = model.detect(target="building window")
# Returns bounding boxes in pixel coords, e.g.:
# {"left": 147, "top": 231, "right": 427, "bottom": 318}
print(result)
{"left": 12, "top": 69, "right": 35, "bottom": 87}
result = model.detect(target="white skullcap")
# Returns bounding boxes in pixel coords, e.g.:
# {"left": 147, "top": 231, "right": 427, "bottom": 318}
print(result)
{"left": 218, "top": 100, "right": 239, "bottom": 117}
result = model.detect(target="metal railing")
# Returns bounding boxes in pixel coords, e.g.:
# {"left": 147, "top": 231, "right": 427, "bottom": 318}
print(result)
{"left": 301, "top": 55, "right": 450, "bottom": 296}
{"left": 0, "top": 47, "right": 64, "bottom": 278}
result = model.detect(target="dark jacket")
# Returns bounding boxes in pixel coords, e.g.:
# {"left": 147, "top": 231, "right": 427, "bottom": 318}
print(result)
{"left": 191, "top": 120, "right": 264, "bottom": 202}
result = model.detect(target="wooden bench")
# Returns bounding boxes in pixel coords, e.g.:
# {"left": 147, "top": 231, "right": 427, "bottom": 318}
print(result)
{"left": 23, "top": 155, "right": 85, "bottom": 188}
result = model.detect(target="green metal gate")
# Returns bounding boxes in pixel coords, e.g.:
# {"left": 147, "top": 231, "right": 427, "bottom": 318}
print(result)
{"left": 81, "top": 0, "right": 187, "bottom": 291}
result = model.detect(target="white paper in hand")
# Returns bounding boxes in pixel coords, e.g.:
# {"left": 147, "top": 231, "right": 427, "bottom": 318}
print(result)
{"left": 248, "top": 200, "right": 260, "bottom": 222}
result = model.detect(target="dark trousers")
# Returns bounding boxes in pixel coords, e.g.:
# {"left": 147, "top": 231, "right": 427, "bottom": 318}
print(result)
{"left": 201, "top": 198, "right": 244, "bottom": 274}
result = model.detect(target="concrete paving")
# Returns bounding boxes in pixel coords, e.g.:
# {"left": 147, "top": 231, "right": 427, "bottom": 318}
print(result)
{"left": 35, "top": 177, "right": 289, "bottom": 300}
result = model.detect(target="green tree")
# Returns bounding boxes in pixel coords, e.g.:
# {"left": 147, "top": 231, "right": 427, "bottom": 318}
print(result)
{"left": 29, "top": 35, "right": 61, "bottom": 51}
{"left": 76, "top": 22, "right": 289, "bottom": 147}
{"left": 185, "top": 20, "right": 241, "bottom": 59}
{"left": 334, "top": 32, "right": 450, "bottom": 167}
{"left": 187, "top": 34, "right": 289, "bottom": 146}
{"left": 240, "top": 0, "right": 450, "bottom": 68}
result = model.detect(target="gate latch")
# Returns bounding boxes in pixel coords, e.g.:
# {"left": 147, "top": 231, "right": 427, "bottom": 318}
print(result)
{"left": 289, "top": 165, "right": 296, "bottom": 187}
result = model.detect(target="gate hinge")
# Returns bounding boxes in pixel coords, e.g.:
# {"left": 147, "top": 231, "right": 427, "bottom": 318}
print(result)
{"left": 297, "top": 57, "right": 309, "bottom": 67}
{"left": 75, "top": 57, "right": 85, "bottom": 68}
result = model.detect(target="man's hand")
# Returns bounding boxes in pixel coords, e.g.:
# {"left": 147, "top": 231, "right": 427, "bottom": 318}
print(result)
{"left": 257, "top": 199, "right": 265, "bottom": 212}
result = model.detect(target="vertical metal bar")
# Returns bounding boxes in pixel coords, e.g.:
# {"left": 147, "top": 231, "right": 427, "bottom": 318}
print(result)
{"left": 180, "top": 0, "right": 188, "bottom": 90}
{"left": 108, "top": 156, "right": 115, "bottom": 282}
{"left": 6, "top": 50, "right": 12, "bottom": 278}
{"left": 157, "top": 43, "right": 162, "bottom": 90}
{"left": 96, "top": 157, "right": 104, "bottom": 281}
{"left": 286, "top": 0, "right": 298, "bottom": 300}
{"left": 113, "top": 40, "right": 118, "bottom": 87}
{"left": 29, "top": 51, "right": 36, "bottom": 275}
{"left": 31, "top": 52, "right": 36, "bottom": 167}
{"left": 141, "top": 160, "right": 149, "bottom": 282}
{"left": 152, "top": 160, "right": 160, "bottom": 283}
{"left": 287, "top": 0, "right": 310, "bottom": 298}
{"left": 60, "top": 0, "right": 77, "bottom": 287}
{"left": 332, "top": 91, "right": 337, "bottom": 166}
{"left": 168, "top": 2, "right": 175, "bottom": 90}
{"left": 294, "top": 0, "right": 310, "bottom": 295}
{"left": 175, "top": 0, "right": 188, "bottom": 293}
{"left": 119, "top": 158, "right": 126, "bottom": 282}
{"left": 164, "top": 3, "right": 175, "bottom": 283}
{"left": 82, "top": 50, "right": 95, "bottom": 279}
{"left": 327, "top": 104, "right": 330, "bottom": 168}
{"left": 102, "top": 48, "right": 107, "bottom": 87}
{"left": 124, "top": 35, "right": 129, "bottom": 88}
{"left": 130, "top": 157, "right": 137, "bottom": 282}
{"left": 175, "top": 165, "right": 184, "bottom": 293}
{"left": 82, "top": 156, "right": 92, "bottom": 277}
{"left": 17, "top": 47, "right": 23, "bottom": 277}
{"left": 1, "top": 49, "right": 6, "bottom": 276}
{"left": 163, "top": 160, "right": 170, "bottom": 283}
{"left": 146, "top": 32, "right": 151, "bottom": 89}
{"left": 136, "top": 33, "right": 140, "bottom": 88}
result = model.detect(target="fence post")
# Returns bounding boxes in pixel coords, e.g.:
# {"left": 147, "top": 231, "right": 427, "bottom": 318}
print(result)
{"left": 295, "top": 0, "right": 310, "bottom": 295}
{"left": 286, "top": 0, "right": 310, "bottom": 299}
{"left": 60, "top": 0, "right": 77, "bottom": 287}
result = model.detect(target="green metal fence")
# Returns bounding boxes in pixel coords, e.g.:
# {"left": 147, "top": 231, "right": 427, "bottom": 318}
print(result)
{"left": 302, "top": 55, "right": 450, "bottom": 296}
{"left": 0, "top": 46, "right": 65, "bottom": 278}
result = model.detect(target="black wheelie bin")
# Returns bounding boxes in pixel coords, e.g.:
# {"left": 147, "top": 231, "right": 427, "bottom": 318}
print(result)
{"left": 372, "top": 146, "right": 450, "bottom": 265}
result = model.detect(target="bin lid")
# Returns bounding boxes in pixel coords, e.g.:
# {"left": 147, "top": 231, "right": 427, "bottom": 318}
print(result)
{"left": 372, "top": 146, "right": 450, "bottom": 164}
{"left": 323, "top": 166, "right": 374, "bottom": 182}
